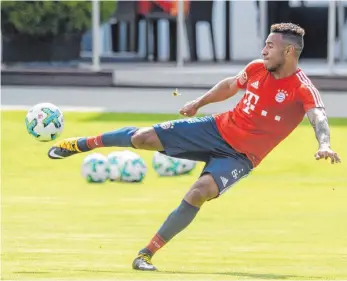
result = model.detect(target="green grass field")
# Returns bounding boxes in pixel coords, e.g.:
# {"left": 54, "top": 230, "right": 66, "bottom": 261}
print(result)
{"left": 2, "top": 111, "right": 347, "bottom": 281}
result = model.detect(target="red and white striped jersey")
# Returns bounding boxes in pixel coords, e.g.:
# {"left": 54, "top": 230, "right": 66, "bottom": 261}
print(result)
{"left": 214, "top": 59, "right": 324, "bottom": 167}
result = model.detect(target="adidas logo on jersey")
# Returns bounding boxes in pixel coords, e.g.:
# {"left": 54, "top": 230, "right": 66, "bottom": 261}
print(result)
{"left": 251, "top": 81, "right": 259, "bottom": 89}
{"left": 220, "top": 176, "right": 229, "bottom": 187}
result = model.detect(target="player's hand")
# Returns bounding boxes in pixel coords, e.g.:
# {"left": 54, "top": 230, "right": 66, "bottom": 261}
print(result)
{"left": 314, "top": 146, "right": 341, "bottom": 164}
{"left": 179, "top": 100, "right": 200, "bottom": 117}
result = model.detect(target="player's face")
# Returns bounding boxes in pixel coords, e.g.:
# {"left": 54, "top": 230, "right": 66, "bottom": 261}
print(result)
{"left": 261, "top": 33, "right": 287, "bottom": 72}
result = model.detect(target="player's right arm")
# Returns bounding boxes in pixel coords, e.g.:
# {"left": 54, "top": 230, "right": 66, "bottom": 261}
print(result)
{"left": 179, "top": 76, "right": 239, "bottom": 117}
{"left": 179, "top": 59, "right": 263, "bottom": 117}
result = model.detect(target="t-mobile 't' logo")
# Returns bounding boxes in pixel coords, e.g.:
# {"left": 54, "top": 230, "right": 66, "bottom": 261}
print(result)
{"left": 243, "top": 91, "right": 259, "bottom": 114}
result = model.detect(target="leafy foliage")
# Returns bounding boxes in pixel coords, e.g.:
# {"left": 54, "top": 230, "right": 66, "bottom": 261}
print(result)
{"left": 1, "top": 1, "right": 116, "bottom": 37}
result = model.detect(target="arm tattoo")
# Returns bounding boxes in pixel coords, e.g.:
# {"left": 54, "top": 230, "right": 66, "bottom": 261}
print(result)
{"left": 306, "top": 108, "right": 331, "bottom": 148}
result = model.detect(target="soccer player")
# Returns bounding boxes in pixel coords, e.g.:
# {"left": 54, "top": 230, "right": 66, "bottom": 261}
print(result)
{"left": 48, "top": 23, "right": 341, "bottom": 271}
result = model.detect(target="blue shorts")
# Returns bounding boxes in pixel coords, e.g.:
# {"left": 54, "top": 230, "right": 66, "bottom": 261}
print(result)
{"left": 153, "top": 116, "right": 253, "bottom": 196}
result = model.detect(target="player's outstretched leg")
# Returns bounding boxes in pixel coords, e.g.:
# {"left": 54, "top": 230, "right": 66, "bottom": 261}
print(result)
{"left": 48, "top": 127, "right": 164, "bottom": 159}
{"left": 132, "top": 173, "right": 219, "bottom": 271}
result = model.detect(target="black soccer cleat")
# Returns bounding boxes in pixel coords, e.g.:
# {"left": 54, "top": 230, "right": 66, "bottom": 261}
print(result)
{"left": 132, "top": 253, "right": 157, "bottom": 271}
{"left": 48, "top": 137, "right": 82, "bottom": 159}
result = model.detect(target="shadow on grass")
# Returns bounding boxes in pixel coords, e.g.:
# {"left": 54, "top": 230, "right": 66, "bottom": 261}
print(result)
{"left": 70, "top": 268, "right": 323, "bottom": 280}
{"left": 159, "top": 270, "right": 323, "bottom": 280}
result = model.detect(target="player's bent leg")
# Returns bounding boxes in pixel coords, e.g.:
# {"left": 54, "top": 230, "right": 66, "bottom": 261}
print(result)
{"left": 131, "top": 127, "right": 164, "bottom": 151}
{"left": 48, "top": 126, "right": 164, "bottom": 159}
{"left": 183, "top": 173, "right": 219, "bottom": 207}
{"left": 132, "top": 174, "right": 217, "bottom": 271}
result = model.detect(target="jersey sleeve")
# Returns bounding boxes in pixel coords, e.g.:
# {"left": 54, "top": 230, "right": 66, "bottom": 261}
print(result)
{"left": 236, "top": 59, "right": 264, "bottom": 89}
{"left": 296, "top": 84, "right": 325, "bottom": 112}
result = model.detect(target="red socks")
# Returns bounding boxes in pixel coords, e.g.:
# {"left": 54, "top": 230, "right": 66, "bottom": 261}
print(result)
{"left": 145, "top": 234, "right": 166, "bottom": 255}
{"left": 86, "top": 135, "right": 104, "bottom": 149}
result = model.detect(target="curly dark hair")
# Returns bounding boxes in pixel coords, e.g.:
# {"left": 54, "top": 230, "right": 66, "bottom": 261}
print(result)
{"left": 271, "top": 23, "right": 305, "bottom": 37}
{"left": 270, "top": 23, "right": 305, "bottom": 57}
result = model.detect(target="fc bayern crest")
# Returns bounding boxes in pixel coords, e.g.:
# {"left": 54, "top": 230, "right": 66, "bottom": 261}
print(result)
{"left": 160, "top": 121, "right": 174, "bottom": 130}
{"left": 275, "top": 89, "right": 287, "bottom": 103}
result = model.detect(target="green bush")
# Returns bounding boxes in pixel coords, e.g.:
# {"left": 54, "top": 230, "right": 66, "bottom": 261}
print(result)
{"left": 1, "top": 1, "right": 116, "bottom": 37}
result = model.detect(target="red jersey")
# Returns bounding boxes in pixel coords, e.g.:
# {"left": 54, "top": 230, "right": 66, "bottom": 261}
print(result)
{"left": 214, "top": 59, "right": 324, "bottom": 167}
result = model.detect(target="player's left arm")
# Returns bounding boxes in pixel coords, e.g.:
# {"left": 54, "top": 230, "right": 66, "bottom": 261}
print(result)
{"left": 306, "top": 107, "right": 341, "bottom": 164}
{"left": 297, "top": 82, "right": 341, "bottom": 164}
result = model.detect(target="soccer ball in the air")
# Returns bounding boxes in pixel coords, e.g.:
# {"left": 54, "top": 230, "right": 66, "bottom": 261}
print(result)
{"left": 108, "top": 150, "right": 147, "bottom": 182}
{"left": 25, "top": 102, "right": 64, "bottom": 142}
{"left": 152, "top": 151, "right": 196, "bottom": 176}
{"left": 81, "top": 153, "right": 110, "bottom": 183}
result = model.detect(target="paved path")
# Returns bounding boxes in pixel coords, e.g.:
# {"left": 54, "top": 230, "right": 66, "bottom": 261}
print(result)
{"left": 2, "top": 86, "right": 347, "bottom": 117}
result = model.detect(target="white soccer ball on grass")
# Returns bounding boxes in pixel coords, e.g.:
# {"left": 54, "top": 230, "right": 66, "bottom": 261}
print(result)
{"left": 108, "top": 150, "right": 147, "bottom": 182}
{"left": 152, "top": 151, "right": 196, "bottom": 176}
{"left": 81, "top": 153, "right": 110, "bottom": 183}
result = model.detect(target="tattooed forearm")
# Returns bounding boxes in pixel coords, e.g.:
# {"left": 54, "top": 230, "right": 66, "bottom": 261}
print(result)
{"left": 306, "top": 108, "right": 330, "bottom": 148}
